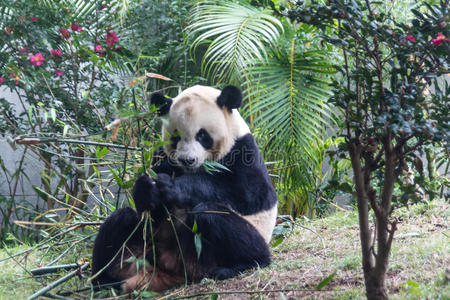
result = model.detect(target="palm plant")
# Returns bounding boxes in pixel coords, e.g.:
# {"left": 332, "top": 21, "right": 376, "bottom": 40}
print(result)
{"left": 189, "top": 1, "right": 336, "bottom": 216}
{"left": 189, "top": 0, "right": 283, "bottom": 85}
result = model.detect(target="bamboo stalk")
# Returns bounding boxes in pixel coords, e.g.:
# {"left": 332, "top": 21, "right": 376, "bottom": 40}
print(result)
{"left": 27, "top": 262, "right": 89, "bottom": 300}
{"left": 30, "top": 264, "right": 81, "bottom": 276}
{"left": 14, "top": 137, "right": 142, "bottom": 151}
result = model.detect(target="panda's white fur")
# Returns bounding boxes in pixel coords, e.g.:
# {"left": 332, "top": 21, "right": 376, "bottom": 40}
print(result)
{"left": 242, "top": 203, "right": 278, "bottom": 244}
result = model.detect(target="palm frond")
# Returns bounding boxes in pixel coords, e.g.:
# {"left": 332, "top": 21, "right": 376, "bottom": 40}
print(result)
{"left": 243, "top": 35, "right": 335, "bottom": 191}
{"left": 188, "top": 1, "right": 283, "bottom": 84}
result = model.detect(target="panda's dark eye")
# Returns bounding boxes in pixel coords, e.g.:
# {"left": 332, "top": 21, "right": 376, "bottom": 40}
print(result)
{"left": 170, "top": 130, "right": 181, "bottom": 149}
{"left": 196, "top": 128, "right": 213, "bottom": 149}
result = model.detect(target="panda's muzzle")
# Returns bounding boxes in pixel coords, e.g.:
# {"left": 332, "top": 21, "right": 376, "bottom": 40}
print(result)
{"left": 178, "top": 157, "right": 197, "bottom": 168}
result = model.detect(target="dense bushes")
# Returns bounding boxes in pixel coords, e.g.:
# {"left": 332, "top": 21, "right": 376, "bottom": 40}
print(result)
{"left": 0, "top": 0, "right": 195, "bottom": 242}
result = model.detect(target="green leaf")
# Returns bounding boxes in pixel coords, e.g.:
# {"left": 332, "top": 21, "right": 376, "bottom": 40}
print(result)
{"left": 210, "top": 293, "right": 218, "bottom": 300}
{"left": 271, "top": 236, "right": 284, "bottom": 248}
{"left": 140, "top": 291, "right": 159, "bottom": 297}
{"left": 50, "top": 108, "right": 56, "bottom": 122}
{"left": 96, "top": 147, "right": 109, "bottom": 158}
{"left": 32, "top": 186, "right": 48, "bottom": 201}
{"left": 109, "top": 166, "right": 122, "bottom": 186}
{"left": 124, "top": 256, "right": 136, "bottom": 263}
{"left": 192, "top": 220, "right": 198, "bottom": 234}
{"left": 62, "top": 124, "right": 69, "bottom": 137}
{"left": 194, "top": 233, "right": 202, "bottom": 260}
{"left": 406, "top": 280, "right": 419, "bottom": 288}
{"left": 136, "top": 258, "right": 150, "bottom": 269}
{"left": 202, "top": 160, "right": 230, "bottom": 174}
{"left": 316, "top": 271, "right": 337, "bottom": 291}
{"left": 28, "top": 105, "right": 34, "bottom": 123}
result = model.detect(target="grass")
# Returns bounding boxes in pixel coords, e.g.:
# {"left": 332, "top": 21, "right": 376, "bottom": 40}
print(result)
{"left": 0, "top": 200, "right": 448, "bottom": 299}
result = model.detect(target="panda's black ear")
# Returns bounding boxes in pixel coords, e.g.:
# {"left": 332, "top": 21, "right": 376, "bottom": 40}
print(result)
{"left": 149, "top": 92, "right": 172, "bottom": 116}
{"left": 217, "top": 85, "right": 242, "bottom": 111}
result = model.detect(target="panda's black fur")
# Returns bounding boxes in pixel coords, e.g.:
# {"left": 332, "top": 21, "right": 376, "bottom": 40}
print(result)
{"left": 91, "top": 86, "right": 278, "bottom": 292}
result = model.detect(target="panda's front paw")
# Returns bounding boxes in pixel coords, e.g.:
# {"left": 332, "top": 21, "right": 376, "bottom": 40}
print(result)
{"left": 211, "top": 267, "right": 238, "bottom": 280}
{"left": 156, "top": 173, "right": 182, "bottom": 205}
{"left": 132, "top": 174, "right": 160, "bottom": 213}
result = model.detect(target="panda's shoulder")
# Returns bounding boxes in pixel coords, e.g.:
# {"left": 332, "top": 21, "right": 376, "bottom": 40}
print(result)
{"left": 232, "top": 133, "right": 257, "bottom": 149}
{"left": 221, "top": 133, "right": 265, "bottom": 171}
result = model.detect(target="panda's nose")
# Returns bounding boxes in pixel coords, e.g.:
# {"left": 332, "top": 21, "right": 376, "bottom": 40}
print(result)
{"left": 178, "top": 157, "right": 196, "bottom": 167}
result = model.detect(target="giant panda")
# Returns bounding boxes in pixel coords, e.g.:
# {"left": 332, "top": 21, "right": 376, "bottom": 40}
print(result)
{"left": 91, "top": 85, "right": 278, "bottom": 292}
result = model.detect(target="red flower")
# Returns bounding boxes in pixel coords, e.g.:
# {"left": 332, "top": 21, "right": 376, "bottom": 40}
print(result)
{"left": 59, "top": 28, "right": 71, "bottom": 40}
{"left": 55, "top": 70, "right": 64, "bottom": 77}
{"left": 432, "top": 33, "right": 450, "bottom": 46}
{"left": 95, "top": 44, "right": 106, "bottom": 52}
{"left": 30, "top": 17, "right": 38, "bottom": 22}
{"left": 30, "top": 53, "right": 45, "bottom": 66}
{"left": 19, "top": 47, "right": 28, "bottom": 53}
{"left": 405, "top": 35, "right": 415, "bottom": 43}
{"left": 70, "top": 22, "right": 83, "bottom": 32}
{"left": 10, "top": 72, "right": 21, "bottom": 85}
{"left": 0, "top": 77, "right": 4, "bottom": 84}
{"left": 105, "top": 31, "right": 118, "bottom": 46}
{"left": 50, "top": 49, "right": 63, "bottom": 57}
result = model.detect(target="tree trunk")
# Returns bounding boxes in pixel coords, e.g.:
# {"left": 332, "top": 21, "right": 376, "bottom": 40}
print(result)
{"left": 349, "top": 140, "right": 393, "bottom": 300}
{"left": 365, "top": 272, "right": 388, "bottom": 300}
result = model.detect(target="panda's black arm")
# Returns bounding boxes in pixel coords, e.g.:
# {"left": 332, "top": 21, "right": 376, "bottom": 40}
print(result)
{"left": 166, "top": 170, "right": 276, "bottom": 215}
{"left": 157, "top": 134, "right": 277, "bottom": 215}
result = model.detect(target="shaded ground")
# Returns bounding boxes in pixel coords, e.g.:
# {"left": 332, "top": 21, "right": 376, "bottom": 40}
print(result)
{"left": 0, "top": 200, "right": 448, "bottom": 299}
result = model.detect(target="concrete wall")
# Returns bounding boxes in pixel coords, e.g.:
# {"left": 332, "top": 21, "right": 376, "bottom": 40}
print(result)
{"left": 0, "top": 88, "right": 43, "bottom": 213}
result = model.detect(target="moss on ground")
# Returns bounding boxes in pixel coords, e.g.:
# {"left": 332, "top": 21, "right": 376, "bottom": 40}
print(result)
{"left": 0, "top": 200, "right": 448, "bottom": 299}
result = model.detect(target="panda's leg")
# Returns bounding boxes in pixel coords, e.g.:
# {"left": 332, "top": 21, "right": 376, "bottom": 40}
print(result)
{"left": 91, "top": 207, "right": 147, "bottom": 287}
{"left": 187, "top": 202, "right": 272, "bottom": 280}
{"left": 121, "top": 265, "right": 185, "bottom": 293}
{"left": 121, "top": 217, "right": 190, "bottom": 292}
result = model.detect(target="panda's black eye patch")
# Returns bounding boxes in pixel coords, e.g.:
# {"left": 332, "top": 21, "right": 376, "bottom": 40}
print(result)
{"left": 170, "top": 130, "right": 181, "bottom": 149}
{"left": 196, "top": 128, "right": 213, "bottom": 149}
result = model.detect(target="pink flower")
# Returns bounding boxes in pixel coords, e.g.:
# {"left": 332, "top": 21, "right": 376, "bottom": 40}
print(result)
{"left": 50, "top": 49, "right": 63, "bottom": 57}
{"left": 405, "top": 35, "right": 415, "bottom": 43}
{"left": 95, "top": 44, "right": 106, "bottom": 52}
{"left": 30, "top": 53, "right": 45, "bottom": 66}
{"left": 0, "top": 77, "right": 4, "bottom": 84}
{"left": 19, "top": 47, "right": 28, "bottom": 53}
{"left": 55, "top": 70, "right": 64, "bottom": 77}
{"left": 432, "top": 33, "right": 450, "bottom": 46}
{"left": 105, "top": 31, "right": 118, "bottom": 46}
{"left": 70, "top": 23, "right": 82, "bottom": 32}
{"left": 30, "top": 17, "right": 38, "bottom": 22}
{"left": 86, "top": 20, "right": 91, "bottom": 24}
{"left": 59, "top": 28, "right": 71, "bottom": 40}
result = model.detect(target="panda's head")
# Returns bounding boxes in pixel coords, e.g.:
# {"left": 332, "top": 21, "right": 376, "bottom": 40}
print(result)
{"left": 150, "top": 85, "right": 250, "bottom": 171}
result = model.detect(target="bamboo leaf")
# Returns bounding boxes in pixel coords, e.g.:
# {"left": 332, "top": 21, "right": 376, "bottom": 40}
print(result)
{"left": 316, "top": 271, "right": 337, "bottom": 291}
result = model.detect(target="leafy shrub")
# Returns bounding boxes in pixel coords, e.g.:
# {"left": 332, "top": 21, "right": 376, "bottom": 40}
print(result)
{"left": 287, "top": 0, "right": 449, "bottom": 298}
{"left": 0, "top": 0, "right": 194, "bottom": 242}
